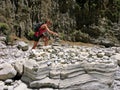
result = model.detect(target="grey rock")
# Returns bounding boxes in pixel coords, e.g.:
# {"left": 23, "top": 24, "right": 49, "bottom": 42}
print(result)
{"left": 80, "top": 82, "right": 111, "bottom": 90}
{"left": 14, "top": 82, "right": 28, "bottom": 90}
{"left": 3, "top": 86, "right": 8, "bottom": 90}
{"left": 84, "top": 62, "right": 117, "bottom": 84}
{"left": 5, "top": 79, "right": 13, "bottom": 85}
{"left": 17, "top": 41, "right": 28, "bottom": 51}
{"left": 116, "top": 47, "right": 120, "bottom": 53}
{"left": 49, "top": 70, "right": 61, "bottom": 79}
{"left": 0, "top": 39, "right": 120, "bottom": 90}
{"left": 0, "top": 63, "right": 17, "bottom": 80}
{"left": 21, "top": 60, "right": 50, "bottom": 83}
{"left": 13, "top": 60, "right": 24, "bottom": 76}
{"left": 60, "top": 60, "right": 67, "bottom": 64}
{"left": 0, "top": 81, "right": 4, "bottom": 90}
{"left": 59, "top": 74, "right": 97, "bottom": 89}
{"left": 47, "top": 61, "right": 52, "bottom": 66}
{"left": 97, "top": 52, "right": 105, "bottom": 58}
{"left": 30, "top": 77, "right": 59, "bottom": 88}
{"left": 0, "top": 42, "right": 7, "bottom": 49}
{"left": 111, "top": 54, "right": 120, "bottom": 66}
{"left": 7, "top": 86, "right": 14, "bottom": 90}
{"left": 0, "top": 36, "right": 6, "bottom": 41}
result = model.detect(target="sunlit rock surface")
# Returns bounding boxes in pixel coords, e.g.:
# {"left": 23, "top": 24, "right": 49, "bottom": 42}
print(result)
{"left": 0, "top": 37, "right": 120, "bottom": 90}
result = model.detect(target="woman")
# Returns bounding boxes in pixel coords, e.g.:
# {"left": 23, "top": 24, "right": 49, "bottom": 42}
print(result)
{"left": 32, "top": 20, "right": 59, "bottom": 49}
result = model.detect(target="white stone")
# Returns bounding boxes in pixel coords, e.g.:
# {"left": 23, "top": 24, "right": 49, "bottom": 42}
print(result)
{"left": 13, "top": 60, "right": 24, "bottom": 75}
{"left": 8, "top": 86, "right": 14, "bottom": 90}
{"left": 0, "top": 63, "right": 17, "bottom": 80}
{"left": 5, "top": 79, "right": 13, "bottom": 85}
{"left": 14, "top": 83, "right": 28, "bottom": 90}
{"left": 58, "top": 52, "right": 64, "bottom": 56}
{"left": 60, "top": 60, "right": 66, "bottom": 64}
{"left": 97, "top": 52, "right": 105, "bottom": 58}
{"left": 111, "top": 54, "right": 120, "bottom": 66}
{"left": 0, "top": 36, "right": 6, "bottom": 41}
{"left": 0, "top": 42, "right": 7, "bottom": 49}
{"left": 0, "top": 81, "right": 4, "bottom": 90}
{"left": 17, "top": 41, "right": 28, "bottom": 51}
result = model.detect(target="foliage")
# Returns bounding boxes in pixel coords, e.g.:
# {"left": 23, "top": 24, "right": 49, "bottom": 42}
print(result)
{"left": 5, "top": 34, "right": 12, "bottom": 45}
{"left": 27, "top": 29, "right": 34, "bottom": 40}
{"left": 115, "top": 0, "right": 120, "bottom": 10}
{"left": 58, "top": 0, "right": 69, "bottom": 13}
{"left": 75, "top": 0, "right": 120, "bottom": 28}
{"left": 70, "top": 30, "right": 90, "bottom": 42}
{"left": 0, "top": 15, "right": 7, "bottom": 22}
{"left": 0, "top": 23, "right": 9, "bottom": 35}
{"left": 0, "top": 22, "right": 13, "bottom": 44}
{"left": 59, "top": 33, "right": 65, "bottom": 40}
{"left": 22, "top": 6, "right": 29, "bottom": 13}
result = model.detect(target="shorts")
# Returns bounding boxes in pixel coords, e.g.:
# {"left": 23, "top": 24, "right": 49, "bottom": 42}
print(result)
{"left": 33, "top": 32, "right": 49, "bottom": 41}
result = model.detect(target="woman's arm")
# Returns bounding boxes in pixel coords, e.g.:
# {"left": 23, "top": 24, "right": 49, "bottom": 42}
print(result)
{"left": 44, "top": 24, "right": 58, "bottom": 36}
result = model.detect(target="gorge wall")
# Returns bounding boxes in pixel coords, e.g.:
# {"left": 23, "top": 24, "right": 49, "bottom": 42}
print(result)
{"left": 0, "top": 0, "right": 120, "bottom": 46}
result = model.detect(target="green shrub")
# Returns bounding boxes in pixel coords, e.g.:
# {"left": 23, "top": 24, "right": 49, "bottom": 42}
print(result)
{"left": 0, "top": 23, "right": 9, "bottom": 35}
{"left": 59, "top": 33, "right": 65, "bottom": 40}
{"left": 27, "top": 29, "right": 34, "bottom": 40}
{"left": 70, "top": 30, "right": 90, "bottom": 42}
{"left": 5, "top": 34, "right": 12, "bottom": 45}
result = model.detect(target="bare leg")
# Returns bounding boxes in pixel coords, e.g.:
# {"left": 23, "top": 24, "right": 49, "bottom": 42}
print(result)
{"left": 43, "top": 36, "right": 49, "bottom": 46}
{"left": 32, "top": 41, "right": 38, "bottom": 49}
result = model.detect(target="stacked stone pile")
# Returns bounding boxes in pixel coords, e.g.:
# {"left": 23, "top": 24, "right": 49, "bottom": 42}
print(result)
{"left": 0, "top": 36, "right": 120, "bottom": 90}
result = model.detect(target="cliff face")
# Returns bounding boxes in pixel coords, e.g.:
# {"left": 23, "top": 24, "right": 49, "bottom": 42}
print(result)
{"left": 0, "top": 0, "right": 120, "bottom": 46}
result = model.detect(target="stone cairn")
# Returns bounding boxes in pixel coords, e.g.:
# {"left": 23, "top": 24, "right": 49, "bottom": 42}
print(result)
{"left": 0, "top": 36, "right": 120, "bottom": 90}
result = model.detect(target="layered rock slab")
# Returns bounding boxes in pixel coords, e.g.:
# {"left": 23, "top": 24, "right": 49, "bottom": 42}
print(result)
{"left": 21, "top": 45, "right": 118, "bottom": 89}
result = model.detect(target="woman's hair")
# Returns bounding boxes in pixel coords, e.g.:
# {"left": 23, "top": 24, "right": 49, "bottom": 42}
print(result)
{"left": 45, "top": 19, "right": 52, "bottom": 25}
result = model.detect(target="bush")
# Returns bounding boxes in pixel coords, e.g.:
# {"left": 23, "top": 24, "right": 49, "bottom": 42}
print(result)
{"left": 27, "top": 29, "right": 34, "bottom": 40}
{"left": 59, "top": 33, "right": 65, "bottom": 40}
{"left": 0, "top": 23, "right": 9, "bottom": 35}
{"left": 5, "top": 34, "right": 12, "bottom": 45}
{"left": 70, "top": 30, "right": 90, "bottom": 43}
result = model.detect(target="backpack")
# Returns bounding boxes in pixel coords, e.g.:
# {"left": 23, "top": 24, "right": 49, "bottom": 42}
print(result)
{"left": 33, "top": 22, "right": 44, "bottom": 32}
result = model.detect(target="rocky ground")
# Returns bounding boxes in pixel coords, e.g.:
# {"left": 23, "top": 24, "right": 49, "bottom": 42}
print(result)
{"left": 0, "top": 36, "right": 120, "bottom": 90}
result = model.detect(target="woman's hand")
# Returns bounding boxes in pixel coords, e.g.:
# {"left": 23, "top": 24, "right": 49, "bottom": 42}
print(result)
{"left": 54, "top": 33, "right": 59, "bottom": 36}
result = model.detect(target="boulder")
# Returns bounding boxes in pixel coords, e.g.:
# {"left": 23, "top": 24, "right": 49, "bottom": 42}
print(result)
{"left": 111, "top": 54, "right": 120, "bottom": 66}
{"left": 0, "top": 36, "right": 6, "bottom": 41}
{"left": 5, "top": 79, "right": 13, "bottom": 85}
{"left": 21, "top": 59, "right": 50, "bottom": 84}
{"left": 0, "top": 42, "right": 7, "bottom": 49}
{"left": 0, "top": 81, "right": 4, "bottom": 90}
{"left": 14, "top": 82, "right": 28, "bottom": 90}
{"left": 0, "top": 63, "right": 17, "bottom": 80}
{"left": 17, "top": 41, "right": 28, "bottom": 51}
{"left": 13, "top": 61, "right": 24, "bottom": 75}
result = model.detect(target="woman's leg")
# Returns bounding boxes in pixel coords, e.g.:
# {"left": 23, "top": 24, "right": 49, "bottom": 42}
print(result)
{"left": 32, "top": 41, "right": 38, "bottom": 49}
{"left": 43, "top": 36, "right": 49, "bottom": 46}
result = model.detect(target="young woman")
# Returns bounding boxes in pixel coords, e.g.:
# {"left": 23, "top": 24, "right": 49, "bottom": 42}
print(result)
{"left": 32, "top": 20, "right": 59, "bottom": 49}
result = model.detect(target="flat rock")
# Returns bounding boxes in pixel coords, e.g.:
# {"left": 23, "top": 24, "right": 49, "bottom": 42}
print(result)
{"left": 0, "top": 63, "right": 17, "bottom": 80}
